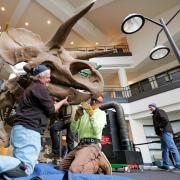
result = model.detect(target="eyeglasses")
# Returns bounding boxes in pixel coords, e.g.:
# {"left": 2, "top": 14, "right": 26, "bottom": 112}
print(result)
{"left": 91, "top": 99, "right": 103, "bottom": 104}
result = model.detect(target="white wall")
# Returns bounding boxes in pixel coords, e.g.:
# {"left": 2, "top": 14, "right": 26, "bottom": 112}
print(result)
{"left": 129, "top": 118, "right": 152, "bottom": 164}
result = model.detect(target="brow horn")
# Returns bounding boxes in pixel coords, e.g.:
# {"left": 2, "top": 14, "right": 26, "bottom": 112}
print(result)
{"left": 46, "top": 2, "right": 95, "bottom": 49}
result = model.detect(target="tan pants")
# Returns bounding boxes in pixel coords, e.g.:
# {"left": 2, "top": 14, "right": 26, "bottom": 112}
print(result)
{"left": 60, "top": 144, "right": 101, "bottom": 174}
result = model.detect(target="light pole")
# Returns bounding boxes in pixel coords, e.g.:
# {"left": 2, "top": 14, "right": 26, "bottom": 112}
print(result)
{"left": 121, "top": 9, "right": 180, "bottom": 63}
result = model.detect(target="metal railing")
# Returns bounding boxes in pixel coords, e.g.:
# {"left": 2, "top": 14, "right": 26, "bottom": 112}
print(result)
{"left": 66, "top": 45, "right": 131, "bottom": 55}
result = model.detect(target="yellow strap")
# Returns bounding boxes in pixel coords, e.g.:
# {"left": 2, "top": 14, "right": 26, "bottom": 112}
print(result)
{"left": 3, "top": 23, "right": 9, "bottom": 32}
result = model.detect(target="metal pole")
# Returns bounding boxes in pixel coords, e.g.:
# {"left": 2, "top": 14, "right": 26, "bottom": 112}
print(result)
{"left": 154, "top": 9, "right": 180, "bottom": 47}
{"left": 160, "top": 18, "right": 180, "bottom": 63}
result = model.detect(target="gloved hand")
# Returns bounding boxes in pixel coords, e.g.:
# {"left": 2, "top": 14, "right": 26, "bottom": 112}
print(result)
{"left": 81, "top": 102, "right": 94, "bottom": 116}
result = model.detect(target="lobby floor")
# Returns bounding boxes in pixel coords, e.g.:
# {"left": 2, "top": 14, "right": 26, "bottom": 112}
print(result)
{"left": 113, "top": 169, "right": 180, "bottom": 180}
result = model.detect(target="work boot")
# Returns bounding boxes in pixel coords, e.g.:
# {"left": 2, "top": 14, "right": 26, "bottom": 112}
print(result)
{"left": 0, "top": 173, "right": 5, "bottom": 180}
{"left": 2, "top": 162, "right": 27, "bottom": 178}
{"left": 98, "top": 152, "right": 112, "bottom": 175}
{"left": 158, "top": 165, "right": 171, "bottom": 170}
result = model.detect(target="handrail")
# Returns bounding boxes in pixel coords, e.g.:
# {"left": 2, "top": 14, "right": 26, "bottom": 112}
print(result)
{"left": 65, "top": 44, "right": 130, "bottom": 53}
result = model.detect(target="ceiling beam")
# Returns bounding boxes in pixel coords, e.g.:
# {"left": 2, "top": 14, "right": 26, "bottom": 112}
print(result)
{"left": 35, "top": 0, "right": 107, "bottom": 44}
{"left": 9, "top": 0, "right": 31, "bottom": 27}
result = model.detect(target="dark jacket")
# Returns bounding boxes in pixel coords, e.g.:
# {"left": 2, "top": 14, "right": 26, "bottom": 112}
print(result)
{"left": 15, "top": 80, "right": 55, "bottom": 134}
{"left": 152, "top": 108, "right": 173, "bottom": 136}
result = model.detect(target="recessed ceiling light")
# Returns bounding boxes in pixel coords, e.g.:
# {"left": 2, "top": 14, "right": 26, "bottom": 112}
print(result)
{"left": 25, "top": 22, "right": 29, "bottom": 26}
{"left": 47, "top": 20, "right": 51, "bottom": 24}
{"left": 95, "top": 42, "right": 99, "bottom": 45}
{"left": 1, "top": 6, "right": 5, "bottom": 11}
{"left": 70, "top": 41, "right": 74, "bottom": 45}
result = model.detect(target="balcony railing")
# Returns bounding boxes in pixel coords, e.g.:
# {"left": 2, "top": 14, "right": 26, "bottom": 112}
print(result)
{"left": 104, "top": 66, "right": 180, "bottom": 103}
{"left": 66, "top": 45, "right": 132, "bottom": 56}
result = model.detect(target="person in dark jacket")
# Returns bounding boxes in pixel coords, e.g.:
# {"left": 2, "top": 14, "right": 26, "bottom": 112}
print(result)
{"left": 48, "top": 107, "right": 74, "bottom": 158}
{"left": 0, "top": 65, "right": 69, "bottom": 179}
{"left": 148, "top": 103, "right": 180, "bottom": 170}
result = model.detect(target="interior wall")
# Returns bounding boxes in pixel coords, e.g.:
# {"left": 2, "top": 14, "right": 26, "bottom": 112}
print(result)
{"left": 129, "top": 118, "right": 152, "bottom": 163}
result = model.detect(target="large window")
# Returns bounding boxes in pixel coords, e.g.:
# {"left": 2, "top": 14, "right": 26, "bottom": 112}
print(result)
{"left": 168, "top": 67, "right": 180, "bottom": 83}
{"left": 171, "top": 120, "right": 180, "bottom": 133}
{"left": 148, "top": 76, "right": 158, "bottom": 89}
{"left": 155, "top": 72, "right": 171, "bottom": 87}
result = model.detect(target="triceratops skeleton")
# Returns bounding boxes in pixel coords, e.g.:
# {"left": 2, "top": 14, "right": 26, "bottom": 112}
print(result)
{"left": 0, "top": 2, "right": 110, "bottom": 109}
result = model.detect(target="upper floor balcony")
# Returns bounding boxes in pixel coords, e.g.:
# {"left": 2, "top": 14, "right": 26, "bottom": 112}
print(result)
{"left": 104, "top": 66, "right": 180, "bottom": 103}
{"left": 66, "top": 44, "right": 132, "bottom": 57}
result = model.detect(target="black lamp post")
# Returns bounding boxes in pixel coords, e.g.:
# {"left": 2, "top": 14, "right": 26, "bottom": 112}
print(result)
{"left": 121, "top": 9, "right": 180, "bottom": 63}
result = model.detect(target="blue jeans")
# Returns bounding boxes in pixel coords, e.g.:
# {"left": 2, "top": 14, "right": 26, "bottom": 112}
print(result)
{"left": 161, "top": 131, "right": 180, "bottom": 168}
{"left": 0, "top": 125, "right": 41, "bottom": 175}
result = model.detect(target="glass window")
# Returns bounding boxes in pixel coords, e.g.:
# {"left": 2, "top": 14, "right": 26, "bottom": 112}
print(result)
{"left": 171, "top": 121, "right": 180, "bottom": 133}
{"left": 130, "top": 83, "right": 141, "bottom": 96}
{"left": 168, "top": 68, "right": 180, "bottom": 83}
{"left": 140, "top": 79, "right": 152, "bottom": 91}
{"left": 115, "top": 91, "right": 123, "bottom": 98}
{"left": 155, "top": 72, "right": 171, "bottom": 87}
{"left": 144, "top": 126, "right": 156, "bottom": 136}
{"left": 148, "top": 76, "right": 158, "bottom": 89}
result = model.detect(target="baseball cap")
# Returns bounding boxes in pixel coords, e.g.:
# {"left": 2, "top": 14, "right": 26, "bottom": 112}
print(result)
{"left": 33, "top": 65, "right": 49, "bottom": 75}
{"left": 148, "top": 103, "right": 157, "bottom": 108}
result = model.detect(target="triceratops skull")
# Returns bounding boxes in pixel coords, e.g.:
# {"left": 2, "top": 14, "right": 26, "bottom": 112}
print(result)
{"left": 0, "top": 2, "right": 109, "bottom": 107}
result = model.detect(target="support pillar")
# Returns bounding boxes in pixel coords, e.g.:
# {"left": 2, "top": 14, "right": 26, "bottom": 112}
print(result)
{"left": 118, "top": 68, "right": 131, "bottom": 97}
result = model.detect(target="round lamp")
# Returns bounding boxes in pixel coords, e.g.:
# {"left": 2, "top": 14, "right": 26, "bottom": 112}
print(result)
{"left": 121, "top": 13, "right": 145, "bottom": 34}
{"left": 150, "top": 45, "right": 170, "bottom": 60}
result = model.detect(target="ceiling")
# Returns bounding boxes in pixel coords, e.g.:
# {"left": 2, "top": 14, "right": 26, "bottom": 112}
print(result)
{"left": 0, "top": 0, "right": 180, "bottom": 82}
{"left": 1, "top": 0, "right": 179, "bottom": 47}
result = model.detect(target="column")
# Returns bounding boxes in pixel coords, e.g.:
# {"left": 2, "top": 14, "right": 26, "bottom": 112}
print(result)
{"left": 118, "top": 68, "right": 131, "bottom": 97}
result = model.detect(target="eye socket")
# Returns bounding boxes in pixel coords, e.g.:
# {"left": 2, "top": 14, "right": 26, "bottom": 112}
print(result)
{"left": 70, "top": 62, "right": 92, "bottom": 76}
